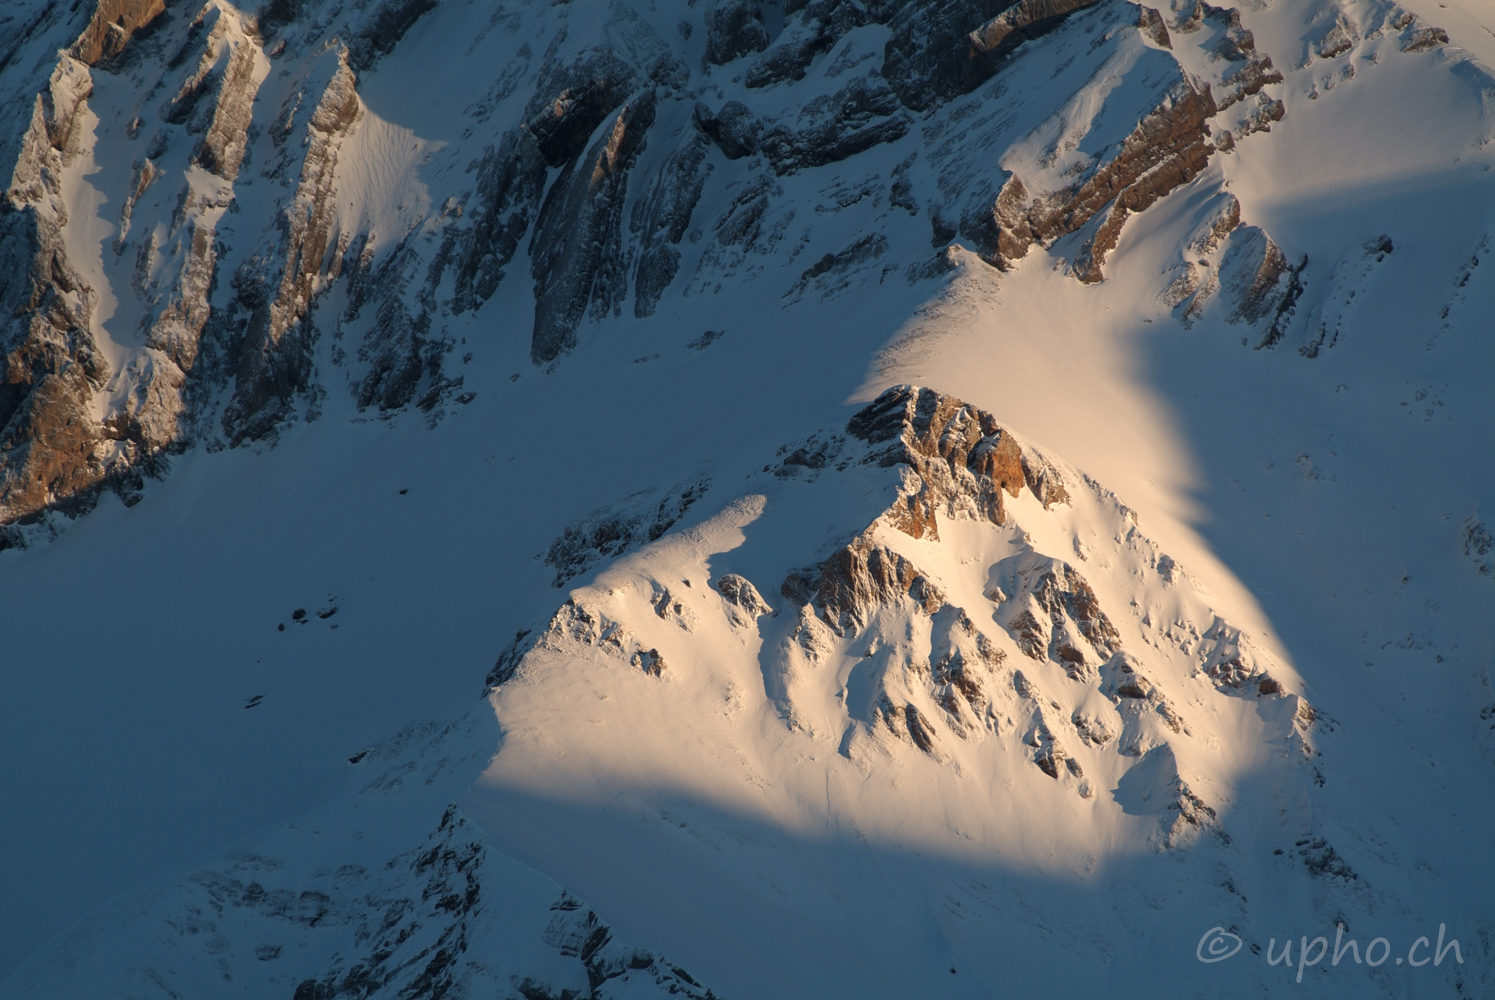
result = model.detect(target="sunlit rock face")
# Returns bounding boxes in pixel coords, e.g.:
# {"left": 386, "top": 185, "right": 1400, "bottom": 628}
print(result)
{"left": 0, "top": 0, "right": 1323, "bottom": 528}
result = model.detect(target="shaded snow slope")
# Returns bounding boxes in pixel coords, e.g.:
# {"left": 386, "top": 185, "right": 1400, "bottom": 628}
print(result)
{"left": 0, "top": 0, "right": 1493, "bottom": 994}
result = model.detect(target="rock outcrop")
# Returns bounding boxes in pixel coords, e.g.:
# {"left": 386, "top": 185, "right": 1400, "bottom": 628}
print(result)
{"left": 0, "top": 0, "right": 1294, "bottom": 536}
{"left": 716, "top": 572, "right": 773, "bottom": 627}
{"left": 631, "top": 131, "right": 711, "bottom": 317}
{"left": 131, "top": 3, "right": 267, "bottom": 451}
{"left": 759, "top": 75, "right": 910, "bottom": 175}
{"left": 991, "top": 554, "right": 1120, "bottom": 679}
{"left": 704, "top": 0, "right": 770, "bottom": 67}
{"left": 783, "top": 534, "right": 946, "bottom": 635}
{"left": 693, "top": 99, "right": 761, "bottom": 160}
{"left": 847, "top": 383, "right": 1029, "bottom": 537}
{"left": 446, "top": 128, "right": 549, "bottom": 315}
{"left": 882, "top": 0, "right": 1103, "bottom": 110}
{"left": 971, "top": 78, "right": 1217, "bottom": 275}
{"left": 222, "top": 47, "right": 361, "bottom": 443}
{"left": 70, "top": 0, "right": 166, "bottom": 66}
{"left": 523, "top": 49, "right": 641, "bottom": 169}
{"left": 744, "top": 0, "right": 872, "bottom": 88}
{"left": 530, "top": 92, "right": 656, "bottom": 364}
{"left": 626, "top": 386, "right": 1284, "bottom": 810}
{"left": 1, "top": 49, "right": 115, "bottom": 526}
{"left": 543, "top": 476, "right": 711, "bottom": 587}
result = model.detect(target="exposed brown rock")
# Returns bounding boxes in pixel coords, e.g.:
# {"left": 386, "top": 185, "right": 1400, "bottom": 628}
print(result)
{"left": 70, "top": 0, "right": 166, "bottom": 66}
{"left": 1136, "top": 6, "right": 1172, "bottom": 48}
{"left": 1026, "top": 720, "right": 1075, "bottom": 778}
{"left": 904, "top": 702, "right": 938, "bottom": 754}
{"left": 1402, "top": 26, "right": 1449, "bottom": 53}
{"left": 0, "top": 56, "right": 112, "bottom": 526}
{"left": 1196, "top": 4, "right": 1284, "bottom": 111}
{"left": 783, "top": 534, "right": 944, "bottom": 634}
{"left": 1071, "top": 707, "right": 1116, "bottom": 746}
{"left": 954, "top": 4, "right": 1280, "bottom": 283}
{"left": 486, "top": 597, "right": 650, "bottom": 686}
{"left": 1008, "top": 609, "right": 1048, "bottom": 660}
{"left": 716, "top": 573, "right": 772, "bottom": 627}
{"left": 631, "top": 648, "right": 667, "bottom": 676}
{"left": 1051, "top": 82, "right": 1217, "bottom": 282}
{"left": 1316, "top": 16, "right": 1356, "bottom": 60}
{"left": 966, "top": 0, "right": 1104, "bottom": 61}
{"left": 0, "top": 370, "right": 104, "bottom": 521}
{"left": 1218, "top": 223, "right": 1306, "bottom": 345}
{"left": 103, "top": 5, "right": 270, "bottom": 456}
{"left": 1021, "top": 451, "right": 1069, "bottom": 508}
{"left": 180, "top": 7, "right": 265, "bottom": 182}
{"left": 874, "top": 696, "right": 946, "bottom": 757}
{"left": 992, "top": 554, "right": 1120, "bottom": 682}
{"left": 1104, "top": 654, "right": 1187, "bottom": 736}
{"left": 848, "top": 384, "right": 1033, "bottom": 538}
{"left": 1169, "top": 778, "right": 1217, "bottom": 832}
{"left": 930, "top": 606, "right": 1005, "bottom": 713}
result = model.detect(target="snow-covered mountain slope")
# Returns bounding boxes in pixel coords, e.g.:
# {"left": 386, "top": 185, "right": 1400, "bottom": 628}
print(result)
{"left": 1, "top": 0, "right": 1493, "bottom": 995}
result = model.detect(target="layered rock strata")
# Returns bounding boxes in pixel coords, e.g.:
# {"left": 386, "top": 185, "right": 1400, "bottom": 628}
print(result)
{"left": 0, "top": 0, "right": 1300, "bottom": 531}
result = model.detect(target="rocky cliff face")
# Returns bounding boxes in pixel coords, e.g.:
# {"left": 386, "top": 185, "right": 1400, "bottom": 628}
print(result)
{"left": 0, "top": 0, "right": 1331, "bottom": 535}
{"left": 1, "top": 38, "right": 120, "bottom": 525}
{"left": 0, "top": 0, "right": 1461, "bottom": 538}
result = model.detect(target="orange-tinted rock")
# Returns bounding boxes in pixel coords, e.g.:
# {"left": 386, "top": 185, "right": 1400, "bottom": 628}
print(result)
{"left": 793, "top": 534, "right": 945, "bottom": 634}
{"left": 848, "top": 385, "right": 1042, "bottom": 536}
{"left": 70, "top": 0, "right": 166, "bottom": 66}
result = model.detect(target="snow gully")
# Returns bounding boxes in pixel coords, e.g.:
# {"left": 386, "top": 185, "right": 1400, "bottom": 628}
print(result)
{"left": 1196, "top": 923, "right": 1465, "bottom": 983}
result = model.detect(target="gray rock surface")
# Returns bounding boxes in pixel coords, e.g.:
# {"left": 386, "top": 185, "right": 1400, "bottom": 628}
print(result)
{"left": 704, "top": 0, "right": 770, "bottom": 66}
{"left": 632, "top": 131, "right": 711, "bottom": 317}
{"left": 0, "top": 0, "right": 1292, "bottom": 547}
{"left": 759, "top": 74, "right": 910, "bottom": 175}
{"left": 530, "top": 91, "right": 656, "bottom": 364}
